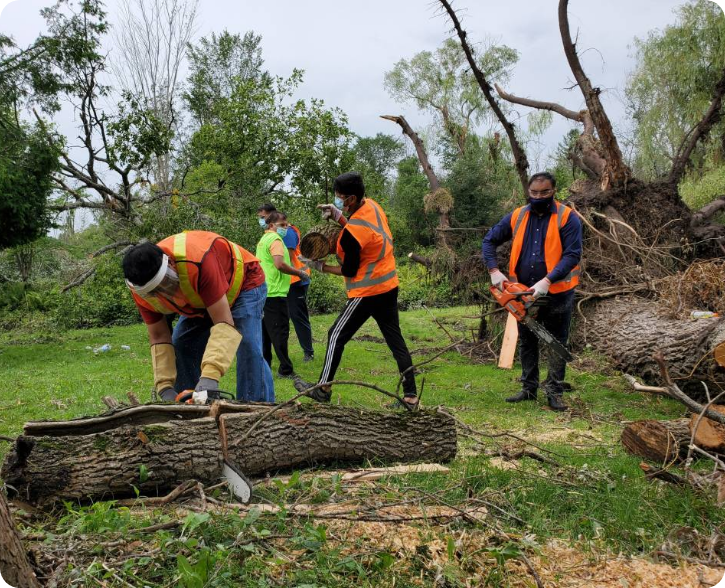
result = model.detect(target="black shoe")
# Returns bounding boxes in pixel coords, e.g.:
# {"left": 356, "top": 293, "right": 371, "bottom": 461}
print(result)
{"left": 293, "top": 376, "right": 331, "bottom": 403}
{"left": 303, "top": 354, "right": 314, "bottom": 363}
{"left": 277, "top": 371, "right": 295, "bottom": 379}
{"left": 505, "top": 390, "right": 537, "bottom": 403}
{"left": 387, "top": 396, "right": 420, "bottom": 411}
{"left": 547, "top": 394, "right": 568, "bottom": 411}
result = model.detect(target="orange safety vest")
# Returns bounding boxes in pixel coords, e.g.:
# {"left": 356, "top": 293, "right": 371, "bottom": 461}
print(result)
{"left": 337, "top": 198, "right": 399, "bottom": 298}
{"left": 288, "top": 225, "right": 309, "bottom": 285}
{"left": 508, "top": 202, "right": 580, "bottom": 294}
{"left": 131, "top": 231, "right": 254, "bottom": 317}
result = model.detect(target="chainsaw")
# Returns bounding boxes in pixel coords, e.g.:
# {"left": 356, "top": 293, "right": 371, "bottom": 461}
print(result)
{"left": 490, "top": 281, "right": 573, "bottom": 363}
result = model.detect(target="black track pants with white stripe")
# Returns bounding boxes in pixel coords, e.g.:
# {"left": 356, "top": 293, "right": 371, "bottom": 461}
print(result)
{"left": 317, "top": 287, "right": 417, "bottom": 396}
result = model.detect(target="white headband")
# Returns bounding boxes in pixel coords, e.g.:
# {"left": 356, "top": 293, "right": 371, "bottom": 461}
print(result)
{"left": 125, "top": 254, "right": 169, "bottom": 296}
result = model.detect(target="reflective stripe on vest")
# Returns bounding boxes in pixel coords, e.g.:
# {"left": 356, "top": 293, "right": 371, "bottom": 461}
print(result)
{"left": 343, "top": 201, "right": 397, "bottom": 292}
{"left": 509, "top": 202, "right": 580, "bottom": 293}
{"left": 173, "top": 232, "right": 205, "bottom": 308}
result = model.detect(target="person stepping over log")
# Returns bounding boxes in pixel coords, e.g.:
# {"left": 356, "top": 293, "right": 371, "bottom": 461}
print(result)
{"left": 122, "top": 231, "right": 274, "bottom": 403}
{"left": 293, "top": 171, "right": 419, "bottom": 410}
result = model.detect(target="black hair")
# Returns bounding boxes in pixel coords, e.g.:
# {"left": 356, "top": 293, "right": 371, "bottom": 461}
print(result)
{"left": 257, "top": 203, "right": 277, "bottom": 213}
{"left": 122, "top": 242, "right": 165, "bottom": 285}
{"left": 266, "top": 211, "right": 287, "bottom": 225}
{"left": 333, "top": 171, "right": 365, "bottom": 200}
{"left": 527, "top": 171, "right": 556, "bottom": 189}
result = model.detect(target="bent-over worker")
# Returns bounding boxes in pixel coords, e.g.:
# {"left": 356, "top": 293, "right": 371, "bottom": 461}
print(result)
{"left": 123, "top": 231, "right": 274, "bottom": 403}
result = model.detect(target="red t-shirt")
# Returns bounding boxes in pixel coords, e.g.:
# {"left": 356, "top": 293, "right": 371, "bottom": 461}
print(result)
{"left": 137, "top": 241, "right": 264, "bottom": 324}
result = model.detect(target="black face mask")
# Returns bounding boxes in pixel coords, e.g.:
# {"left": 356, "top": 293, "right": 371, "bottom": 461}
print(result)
{"left": 528, "top": 196, "right": 554, "bottom": 215}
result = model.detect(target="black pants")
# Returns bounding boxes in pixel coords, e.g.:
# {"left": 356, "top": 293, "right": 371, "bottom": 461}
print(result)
{"left": 287, "top": 282, "right": 314, "bottom": 356}
{"left": 262, "top": 296, "right": 294, "bottom": 376}
{"left": 518, "top": 289, "right": 574, "bottom": 396}
{"left": 318, "top": 287, "right": 417, "bottom": 397}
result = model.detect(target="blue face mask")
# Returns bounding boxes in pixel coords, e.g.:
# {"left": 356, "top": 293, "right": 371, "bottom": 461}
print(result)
{"left": 276, "top": 227, "right": 288, "bottom": 238}
{"left": 258, "top": 217, "right": 267, "bottom": 229}
{"left": 334, "top": 196, "right": 344, "bottom": 209}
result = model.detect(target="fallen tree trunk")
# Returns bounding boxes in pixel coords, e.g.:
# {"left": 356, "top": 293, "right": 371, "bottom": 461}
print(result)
{"left": 621, "top": 419, "right": 691, "bottom": 464}
{"left": 1, "top": 403, "right": 457, "bottom": 504}
{"left": 575, "top": 298, "right": 725, "bottom": 396}
{"left": 0, "top": 490, "right": 40, "bottom": 588}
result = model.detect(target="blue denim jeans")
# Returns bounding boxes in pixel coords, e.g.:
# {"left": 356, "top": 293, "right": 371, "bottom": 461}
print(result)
{"left": 172, "top": 283, "right": 275, "bottom": 402}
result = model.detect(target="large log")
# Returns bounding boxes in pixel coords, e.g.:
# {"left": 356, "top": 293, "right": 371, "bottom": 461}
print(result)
{"left": 576, "top": 298, "right": 725, "bottom": 396}
{"left": 1, "top": 403, "right": 457, "bottom": 504}
{"left": 621, "top": 419, "right": 691, "bottom": 464}
{"left": 0, "top": 491, "right": 40, "bottom": 588}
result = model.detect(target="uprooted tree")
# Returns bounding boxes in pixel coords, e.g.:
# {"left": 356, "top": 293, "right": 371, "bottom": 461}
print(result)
{"left": 438, "top": 0, "right": 725, "bottom": 392}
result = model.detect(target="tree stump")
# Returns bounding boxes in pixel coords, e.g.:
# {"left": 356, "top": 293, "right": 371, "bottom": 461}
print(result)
{"left": 1, "top": 402, "right": 457, "bottom": 504}
{"left": 621, "top": 419, "right": 691, "bottom": 464}
{"left": 0, "top": 491, "right": 39, "bottom": 588}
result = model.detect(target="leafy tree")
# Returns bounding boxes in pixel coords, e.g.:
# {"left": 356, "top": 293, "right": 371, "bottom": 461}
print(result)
{"left": 349, "top": 133, "right": 405, "bottom": 201}
{"left": 551, "top": 129, "right": 586, "bottom": 191}
{"left": 384, "top": 38, "right": 518, "bottom": 155}
{"left": 0, "top": 118, "right": 58, "bottom": 249}
{"left": 627, "top": 0, "right": 725, "bottom": 180}
{"left": 389, "top": 157, "right": 436, "bottom": 253}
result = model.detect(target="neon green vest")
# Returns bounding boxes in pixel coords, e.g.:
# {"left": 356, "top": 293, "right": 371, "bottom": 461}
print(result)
{"left": 256, "top": 231, "right": 291, "bottom": 298}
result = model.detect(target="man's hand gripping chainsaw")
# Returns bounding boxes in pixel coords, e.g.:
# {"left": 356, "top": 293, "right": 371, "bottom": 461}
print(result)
{"left": 489, "top": 281, "right": 573, "bottom": 363}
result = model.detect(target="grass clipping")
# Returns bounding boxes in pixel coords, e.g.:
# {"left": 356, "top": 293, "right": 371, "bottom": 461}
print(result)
{"left": 656, "top": 260, "right": 725, "bottom": 318}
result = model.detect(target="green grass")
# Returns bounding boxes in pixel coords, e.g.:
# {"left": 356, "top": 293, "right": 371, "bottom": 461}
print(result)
{"left": 0, "top": 306, "right": 720, "bottom": 586}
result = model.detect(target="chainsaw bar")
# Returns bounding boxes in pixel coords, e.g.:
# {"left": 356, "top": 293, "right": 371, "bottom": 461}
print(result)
{"left": 522, "top": 315, "right": 574, "bottom": 363}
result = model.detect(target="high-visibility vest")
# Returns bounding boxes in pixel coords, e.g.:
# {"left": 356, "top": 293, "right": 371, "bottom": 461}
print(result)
{"left": 131, "top": 231, "right": 253, "bottom": 317}
{"left": 288, "top": 225, "right": 309, "bottom": 285}
{"left": 337, "top": 198, "right": 399, "bottom": 298}
{"left": 508, "top": 202, "right": 580, "bottom": 294}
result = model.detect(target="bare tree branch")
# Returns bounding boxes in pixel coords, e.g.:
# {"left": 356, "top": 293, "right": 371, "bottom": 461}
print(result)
{"left": 438, "top": 0, "right": 530, "bottom": 195}
{"left": 380, "top": 114, "right": 440, "bottom": 191}
{"left": 669, "top": 67, "right": 725, "bottom": 186}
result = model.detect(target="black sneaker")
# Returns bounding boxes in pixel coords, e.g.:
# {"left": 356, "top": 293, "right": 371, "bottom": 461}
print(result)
{"left": 293, "top": 376, "right": 332, "bottom": 403}
{"left": 505, "top": 389, "right": 537, "bottom": 403}
{"left": 303, "top": 354, "right": 314, "bottom": 362}
{"left": 547, "top": 394, "right": 568, "bottom": 412}
{"left": 277, "top": 371, "right": 295, "bottom": 380}
{"left": 387, "top": 396, "right": 420, "bottom": 411}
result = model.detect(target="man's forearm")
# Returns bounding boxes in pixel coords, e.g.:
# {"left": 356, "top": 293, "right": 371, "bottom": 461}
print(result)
{"left": 322, "top": 264, "right": 343, "bottom": 276}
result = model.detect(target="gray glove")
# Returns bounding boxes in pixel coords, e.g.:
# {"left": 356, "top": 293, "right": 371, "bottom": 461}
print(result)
{"left": 195, "top": 377, "right": 219, "bottom": 392}
{"left": 159, "top": 387, "right": 177, "bottom": 402}
{"left": 489, "top": 269, "right": 507, "bottom": 290}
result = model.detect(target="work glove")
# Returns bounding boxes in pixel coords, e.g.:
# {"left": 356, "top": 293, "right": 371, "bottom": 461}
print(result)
{"left": 200, "top": 322, "right": 243, "bottom": 381}
{"left": 195, "top": 377, "right": 219, "bottom": 392}
{"left": 489, "top": 269, "right": 507, "bottom": 290}
{"left": 151, "top": 343, "right": 177, "bottom": 395}
{"left": 159, "top": 387, "right": 177, "bottom": 402}
{"left": 299, "top": 257, "right": 324, "bottom": 272}
{"left": 297, "top": 270, "right": 311, "bottom": 281}
{"left": 531, "top": 277, "right": 551, "bottom": 299}
{"left": 317, "top": 203, "right": 343, "bottom": 222}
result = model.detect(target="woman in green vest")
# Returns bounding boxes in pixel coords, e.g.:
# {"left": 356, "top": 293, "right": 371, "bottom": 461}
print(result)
{"left": 256, "top": 211, "right": 309, "bottom": 377}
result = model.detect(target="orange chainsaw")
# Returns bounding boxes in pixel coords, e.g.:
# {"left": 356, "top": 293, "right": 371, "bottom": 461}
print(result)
{"left": 489, "top": 281, "right": 573, "bottom": 362}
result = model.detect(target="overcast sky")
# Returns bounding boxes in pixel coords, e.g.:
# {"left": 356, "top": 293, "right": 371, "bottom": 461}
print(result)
{"left": 1, "top": 0, "right": 724, "bottom": 168}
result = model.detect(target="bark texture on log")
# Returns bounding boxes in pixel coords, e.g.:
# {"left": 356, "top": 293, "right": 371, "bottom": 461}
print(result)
{"left": 2, "top": 403, "right": 457, "bottom": 504}
{"left": 621, "top": 419, "right": 691, "bottom": 464}
{"left": 0, "top": 491, "right": 39, "bottom": 588}
{"left": 575, "top": 298, "right": 725, "bottom": 394}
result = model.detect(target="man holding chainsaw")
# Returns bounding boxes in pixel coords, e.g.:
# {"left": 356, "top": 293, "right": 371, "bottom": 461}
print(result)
{"left": 122, "top": 231, "right": 275, "bottom": 403}
{"left": 482, "top": 172, "right": 582, "bottom": 411}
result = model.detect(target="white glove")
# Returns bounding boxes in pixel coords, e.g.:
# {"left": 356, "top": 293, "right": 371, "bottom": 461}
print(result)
{"left": 531, "top": 278, "right": 551, "bottom": 299}
{"left": 299, "top": 256, "right": 323, "bottom": 272}
{"left": 489, "top": 269, "right": 507, "bottom": 290}
{"left": 317, "top": 203, "right": 343, "bottom": 222}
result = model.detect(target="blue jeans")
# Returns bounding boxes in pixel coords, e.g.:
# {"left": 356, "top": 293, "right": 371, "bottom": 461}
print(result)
{"left": 172, "top": 283, "right": 275, "bottom": 402}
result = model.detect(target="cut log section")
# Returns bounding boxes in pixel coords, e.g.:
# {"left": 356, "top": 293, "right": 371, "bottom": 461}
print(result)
{"left": 621, "top": 419, "right": 691, "bottom": 464}
{"left": 576, "top": 298, "right": 725, "bottom": 396}
{"left": 1, "top": 403, "right": 457, "bottom": 504}
{"left": 690, "top": 405, "right": 725, "bottom": 453}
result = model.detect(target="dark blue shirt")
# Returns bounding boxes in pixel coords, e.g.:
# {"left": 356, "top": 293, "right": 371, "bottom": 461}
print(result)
{"left": 282, "top": 225, "right": 310, "bottom": 286}
{"left": 481, "top": 204, "right": 582, "bottom": 287}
